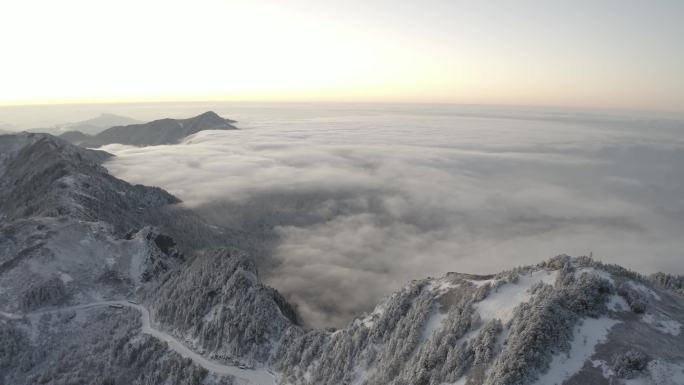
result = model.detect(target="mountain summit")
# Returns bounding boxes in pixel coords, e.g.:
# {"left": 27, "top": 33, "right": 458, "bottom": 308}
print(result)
{"left": 60, "top": 111, "right": 237, "bottom": 147}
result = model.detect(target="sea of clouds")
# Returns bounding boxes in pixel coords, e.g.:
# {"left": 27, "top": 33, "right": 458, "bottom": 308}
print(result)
{"left": 99, "top": 104, "right": 684, "bottom": 328}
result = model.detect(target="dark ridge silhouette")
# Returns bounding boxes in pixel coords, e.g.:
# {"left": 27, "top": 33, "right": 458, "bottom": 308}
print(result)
{"left": 60, "top": 111, "right": 238, "bottom": 147}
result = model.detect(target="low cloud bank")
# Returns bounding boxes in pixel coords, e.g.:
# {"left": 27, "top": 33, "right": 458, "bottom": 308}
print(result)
{"left": 102, "top": 107, "right": 684, "bottom": 328}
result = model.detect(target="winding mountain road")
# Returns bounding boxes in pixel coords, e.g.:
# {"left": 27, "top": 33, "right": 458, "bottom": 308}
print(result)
{"left": 0, "top": 301, "right": 276, "bottom": 385}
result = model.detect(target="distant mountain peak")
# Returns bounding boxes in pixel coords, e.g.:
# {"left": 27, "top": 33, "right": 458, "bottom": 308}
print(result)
{"left": 195, "top": 110, "right": 221, "bottom": 119}
{"left": 60, "top": 111, "right": 238, "bottom": 147}
{"left": 58, "top": 113, "right": 142, "bottom": 135}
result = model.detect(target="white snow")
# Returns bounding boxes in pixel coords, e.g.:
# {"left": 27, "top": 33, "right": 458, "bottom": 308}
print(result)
{"left": 58, "top": 272, "right": 73, "bottom": 283}
{"left": 422, "top": 304, "right": 448, "bottom": 341}
{"left": 0, "top": 310, "right": 22, "bottom": 320}
{"left": 474, "top": 269, "right": 558, "bottom": 323}
{"left": 128, "top": 245, "right": 149, "bottom": 284}
{"left": 647, "top": 360, "right": 684, "bottom": 385}
{"left": 203, "top": 304, "right": 223, "bottom": 323}
{"left": 628, "top": 281, "right": 662, "bottom": 301}
{"left": 467, "top": 278, "right": 496, "bottom": 287}
{"left": 591, "top": 359, "right": 615, "bottom": 379}
{"left": 440, "top": 376, "right": 467, "bottom": 385}
{"left": 57, "top": 175, "right": 78, "bottom": 187}
{"left": 625, "top": 360, "right": 684, "bottom": 385}
{"left": 6, "top": 218, "right": 157, "bottom": 305}
{"left": 642, "top": 313, "right": 681, "bottom": 336}
{"left": 531, "top": 317, "right": 620, "bottom": 385}
{"left": 576, "top": 267, "right": 615, "bottom": 286}
{"left": 428, "top": 277, "right": 460, "bottom": 294}
{"left": 350, "top": 362, "right": 382, "bottom": 385}
{"left": 418, "top": 277, "right": 462, "bottom": 340}
{"left": 358, "top": 301, "right": 387, "bottom": 328}
{"left": 607, "top": 294, "right": 630, "bottom": 312}
{"left": 12, "top": 301, "right": 276, "bottom": 385}
{"left": 131, "top": 302, "right": 276, "bottom": 385}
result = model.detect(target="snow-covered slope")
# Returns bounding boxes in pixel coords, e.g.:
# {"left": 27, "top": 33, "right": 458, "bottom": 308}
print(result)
{"left": 0, "top": 217, "right": 182, "bottom": 313}
{"left": 141, "top": 248, "right": 298, "bottom": 366}
{"left": 0, "top": 133, "right": 232, "bottom": 385}
{"left": 0, "top": 133, "right": 179, "bottom": 233}
{"left": 141, "top": 250, "right": 684, "bottom": 385}
{"left": 2, "top": 131, "right": 683, "bottom": 385}
{"left": 266, "top": 256, "right": 684, "bottom": 385}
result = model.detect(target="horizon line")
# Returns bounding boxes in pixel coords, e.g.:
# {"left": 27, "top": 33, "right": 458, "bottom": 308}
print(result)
{"left": 1, "top": 98, "right": 682, "bottom": 117}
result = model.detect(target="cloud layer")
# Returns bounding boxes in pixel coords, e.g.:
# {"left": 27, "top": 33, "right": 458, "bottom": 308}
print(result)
{"left": 101, "top": 106, "right": 684, "bottom": 328}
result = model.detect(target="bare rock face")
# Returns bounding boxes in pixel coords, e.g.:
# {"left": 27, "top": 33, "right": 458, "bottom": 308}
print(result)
{"left": 60, "top": 111, "right": 238, "bottom": 147}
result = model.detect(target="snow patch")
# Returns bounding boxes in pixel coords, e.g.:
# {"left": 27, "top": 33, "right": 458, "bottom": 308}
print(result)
{"left": 625, "top": 360, "right": 684, "bottom": 385}
{"left": 474, "top": 269, "right": 558, "bottom": 323}
{"left": 592, "top": 359, "right": 615, "bottom": 379}
{"left": 422, "top": 304, "right": 448, "bottom": 341}
{"left": 531, "top": 317, "right": 620, "bottom": 385}
{"left": 467, "top": 278, "right": 496, "bottom": 287}
{"left": 642, "top": 313, "right": 681, "bottom": 336}
{"left": 358, "top": 301, "right": 387, "bottom": 328}
{"left": 350, "top": 363, "right": 375, "bottom": 385}
{"left": 128, "top": 244, "right": 148, "bottom": 284}
{"left": 203, "top": 304, "right": 223, "bottom": 323}
{"left": 440, "top": 376, "right": 467, "bottom": 385}
{"left": 428, "top": 277, "right": 460, "bottom": 294}
{"left": 647, "top": 360, "right": 684, "bottom": 385}
{"left": 607, "top": 294, "right": 630, "bottom": 312}
{"left": 628, "top": 281, "right": 662, "bottom": 301}
{"left": 58, "top": 272, "right": 73, "bottom": 283}
{"left": 57, "top": 175, "right": 78, "bottom": 187}
{"left": 577, "top": 267, "right": 615, "bottom": 286}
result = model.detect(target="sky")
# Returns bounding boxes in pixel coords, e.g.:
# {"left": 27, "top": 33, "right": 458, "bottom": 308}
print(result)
{"left": 1, "top": 0, "right": 683, "bottom": 111}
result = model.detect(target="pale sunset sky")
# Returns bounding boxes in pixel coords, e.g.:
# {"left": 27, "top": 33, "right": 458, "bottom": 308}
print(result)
{"left": 1, "top": 0, "right": 682, "bottom": 111}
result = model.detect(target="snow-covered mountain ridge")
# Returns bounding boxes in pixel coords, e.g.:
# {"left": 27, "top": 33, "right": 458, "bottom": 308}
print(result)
{"left": 0, "top": 133, "right": 227, "bottom": 384}
{"left": 140, "top": 241, "right": 684, "bottom": 385}
{"left": 0, "top": 132, "right": 178, "bottom": 232}
{"left": 262, "top": 256, "right": 684, "bottom": 385}
{"left": 1, "top": 131, "right": 683, "bottom": 385}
